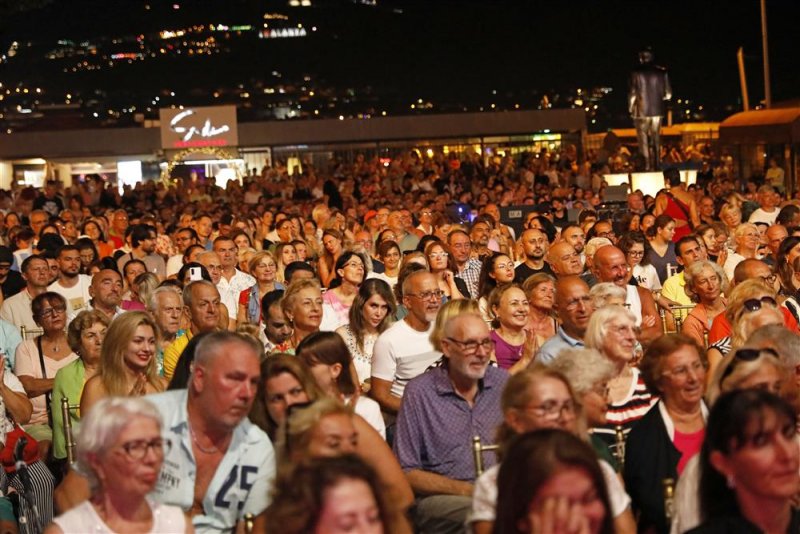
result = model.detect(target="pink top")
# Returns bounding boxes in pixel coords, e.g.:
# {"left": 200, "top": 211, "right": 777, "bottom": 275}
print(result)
{"left": 674, "top": 428, "right": 705, "bottom": 475}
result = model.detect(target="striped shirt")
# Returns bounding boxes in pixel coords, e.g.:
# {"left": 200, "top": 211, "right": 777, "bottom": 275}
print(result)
{"left": 591, "top": 367, "right": 658, "bottom": 460}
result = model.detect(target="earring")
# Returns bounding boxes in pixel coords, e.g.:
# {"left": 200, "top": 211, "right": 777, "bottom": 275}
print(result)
{"left": 726, "top": 474, "right": 736, "bottom": 489}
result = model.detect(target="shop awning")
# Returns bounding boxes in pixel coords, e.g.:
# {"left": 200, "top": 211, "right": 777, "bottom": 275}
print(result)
{"left": 719, "top": 108, "right": 800, "bottom": 145}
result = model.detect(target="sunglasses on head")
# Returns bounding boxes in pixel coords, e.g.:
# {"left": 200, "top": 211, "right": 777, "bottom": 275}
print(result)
{"left": 742, "top": 296, "right": 777, "bottom": 313}
{"left": 720, "top": 347, "right": 780, "bottom": 383}
{"left": 283, "top": 400, "right": 315, "bottom": 452}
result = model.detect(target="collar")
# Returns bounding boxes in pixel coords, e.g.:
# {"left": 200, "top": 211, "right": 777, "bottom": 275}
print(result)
{"left": 657, "top": 400, "right": 709, "bottom": 441}
{"left": 557, "top": 326, "right": 584, "bottom": 347}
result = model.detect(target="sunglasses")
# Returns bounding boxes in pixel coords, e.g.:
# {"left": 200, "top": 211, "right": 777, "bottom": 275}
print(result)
{"left": 742, "top": 296, "right": 777, "bottom": 313}
{"left": 720, "top": 347, "right": 779, "bottom": 383}
{"left": 283, "top": 400, "right": 315, "bottom": 452}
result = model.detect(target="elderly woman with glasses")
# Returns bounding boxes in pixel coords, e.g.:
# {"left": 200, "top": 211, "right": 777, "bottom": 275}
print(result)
{"left": 14, "top": 292, "right": 79, "bottom": 457}
{"left": 46, "top": 397, "right": 191, "bottom": 533}
{"left": 467, "top": 367, "right": 636, "bottom": 534}
{"left": 681, "top": 260, "right": 730, "bottom": 348}
{"left": 624, "top": 334, "right": 709, "bottom": 534}
{"left": 705, "top": 279, "right": 784, "bottom": 381}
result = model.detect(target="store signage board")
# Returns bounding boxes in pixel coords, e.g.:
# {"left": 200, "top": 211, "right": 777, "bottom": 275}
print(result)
{"left": 160, "top": 106, "right": 238, "bottom": 149}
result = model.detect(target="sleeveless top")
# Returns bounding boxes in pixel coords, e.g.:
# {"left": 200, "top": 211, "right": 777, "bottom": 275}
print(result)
{"left": 625, "top": 284, "right": 643, "bottom": 326}
{"left": 663, "top": 193, "right": 693, "bottom": 241}
{"left": 53, "top": 499, "right": 186, "bottom": 533}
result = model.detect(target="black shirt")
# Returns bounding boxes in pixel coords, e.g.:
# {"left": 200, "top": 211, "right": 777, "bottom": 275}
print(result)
{"left": 514, "top": 262, "right": 553, "bottom": 285}
{"left": 686, "top": 509, "right": 800, "bottom": 534}
{"left": 0, "top": 270, "right": 24, "bottom": 299}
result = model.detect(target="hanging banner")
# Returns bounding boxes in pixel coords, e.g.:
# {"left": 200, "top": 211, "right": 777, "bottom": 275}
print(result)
{"left": 160, "top": 106, "right": 238, "bottom": 149}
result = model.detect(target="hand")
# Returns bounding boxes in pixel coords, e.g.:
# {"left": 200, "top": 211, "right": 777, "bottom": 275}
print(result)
{"left": 129, "top": 373, "right": 147, "bottom": 396}
{"left": 642, "top": 315, "right": 657, "bottom": 328}
{"left": 522, "top": 328, "right": 539, "bottom": 362}
{"left": 528, "top": 497, "right": 591, "bottom": 534}
{"left": 716, "top": 248, "right": 728, "bottom": 267}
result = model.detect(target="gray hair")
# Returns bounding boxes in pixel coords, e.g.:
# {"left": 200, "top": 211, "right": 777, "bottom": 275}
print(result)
{"left": 588, "top": 283, "right": 626, "bottom": 309}
{"left": 194, "top": 331, "right": 262, "bottom": 368}
{"left": 183, "top": 280, "right": 218, "bottom": 307}
{"left": 549, "top": 348, "right": 616, "bottom": 395}
{"left": 76, "top": 397, "right": 163, "bottom": 492}
{"left": 147, "top": 285, "right": 183, "bottom": 312}
{"left": 683, "top": 260, "right": 730, "bottom": 303}
{"left": 745, "top": 324, "right": 800, "bottom": 368}
{"left": 705, "top": 348, "right": 784, "bottom": 406}
{"left": 584, "top": 305, "right": 636, "bottom": 351}
{"left": 584, "top": 237, "right": 612, "bottom": 260}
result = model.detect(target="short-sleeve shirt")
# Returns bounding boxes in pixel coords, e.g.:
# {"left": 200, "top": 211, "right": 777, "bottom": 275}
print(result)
{"left": 14, "top": 341, "right": 78, "bottom": 425}
{"left": 147, "top": 389, "right": 276, "bottom": 534}
{"left": 371, "top": 319, "right": 440, "bottom": 398}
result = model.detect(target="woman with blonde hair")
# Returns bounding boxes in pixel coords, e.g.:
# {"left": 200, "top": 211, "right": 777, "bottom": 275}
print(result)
{"left": 281, "top": 278, "right": 324, "bottom": 351}
{"left": 705, "top": 279, "right": 783, "bottom": 378}
{"left": 488, "top": 284, "right": 536, "bottom": 372}
{"left": 318, "top": 229, "right": 345, "bottom": 288}
{"left": 274, "top": 242, "right": 297, "bottom": 284}
{"left": 522, "top": 273, "right": 558, "bottom": 341}
{"left": 237, "top": 250, "right": 283, "bottom": 326}
{"left": 80, "top": 312, "right": 165, "bottom": 414}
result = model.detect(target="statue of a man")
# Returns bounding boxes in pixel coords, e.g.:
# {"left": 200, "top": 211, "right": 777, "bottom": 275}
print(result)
{"left": 629, "top": 49, "right": 672, "bottom": 171}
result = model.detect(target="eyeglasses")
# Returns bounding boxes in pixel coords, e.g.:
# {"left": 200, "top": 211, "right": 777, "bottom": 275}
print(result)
{"left": 38, "top": 305, "right": 67, "bottom": 319}
{"left": 743, "top": 296, "right": 777, "bottom": 313}
{"left": 284, "top": 401, "right": 315, "bottom": 452}
{"left": 663, "top": 360, "right": 707, "bottom": 380}
{"left": 525, "top": 400, "right": 576, "bottom": 421}
{"left": 343, "top": 262, "right": 364, "bottom": 270}
{"left": 720, "top": 347, "right": 779, "bottom": 384}
{"left": 627, "top": 250, "right": 644, "bottom": 257}
{"left": 758, "top": 274, "right": 778, "bottom": 285}
{"left": 119, "top": 437, "right": 171, "bottom": 460}
{"left": 445, "top": 337, "right": 495, "bottom": 355}
{"left": 406, "top": 290, "right": 444, "bottom": 301}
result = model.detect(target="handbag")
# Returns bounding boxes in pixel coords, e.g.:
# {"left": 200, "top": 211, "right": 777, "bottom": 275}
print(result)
{"left": 0, "top": 426, "right": 40, "bottom": 473}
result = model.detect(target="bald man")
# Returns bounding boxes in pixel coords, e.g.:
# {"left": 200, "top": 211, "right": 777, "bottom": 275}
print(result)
{"left": 546, "top": 242, "right": 583, "bottom": 277}
{"left": 537, "top": 276, "right": 594, "bottom": 364}
{"left": 592, "top": 246, "right": 661, "bottom": 343}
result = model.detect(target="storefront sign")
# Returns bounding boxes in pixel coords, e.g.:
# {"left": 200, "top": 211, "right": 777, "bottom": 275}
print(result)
{"left": 160, "top": 106, "right": 238, "bottom": 149}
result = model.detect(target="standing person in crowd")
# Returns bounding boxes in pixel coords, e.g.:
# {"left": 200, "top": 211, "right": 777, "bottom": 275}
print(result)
{"left": 15, "top": 292, "right": 79, "bottom": 458}
{"left": 321, "top": 251, "right": 366, "bottom": 331}
{"left": 393, "top": 313, "right": 508, "bottom": 533}
{"left": 424, "top": 241, "right": 467, "bottom": 300}
{"left": 1, "top": 255, "right": 51, "bottom": 331}
{"left": 370, "top": 271, "right": 442, "bottom": 415}
{"left": 237, "top": 251, "right": 283, "bottom": 328}
{"left": 624, "top": 334, "right": 708, "bottom": 534}
{"left": 336, "top": 279, "right": 396, "bottom": 391}
{"left": 493, "top": 430, "right": 615, "bottom": 534}
{"left": 748, "top": 185, "right": 780, "bottom": 225}
{"left": 689, "top": 390, "right": 799, "bottom": 533}
{"left": 488, "top": 284, "right": 537, "bottom": 372}
{"left": 585, "top": 306, "right": 657, "bottom": 454}
{"left": 45, "top": 397, "right": 192, "bottom": 534}
{"left": 47, "top": 245, "right": 92, "bottom": 320}
{"left": 522, "top": 273, "right": 558, "bottom": 342}
{"left": 50, "top": 309, "right": 109, "bottom": 462}
{"left": 646, "top": 215, "right": 678, "bottom": 284}
{"left": 448, "top": 230, "right": 482, "bottom": 299}
{"left": 80, "top": 312, "right": 165, "bottom": 413}
{"left": 318, "top": 229, "right": 345, "bottom": 288}
{"left": 654, "top": 168, "right": 700, "bottom": 242}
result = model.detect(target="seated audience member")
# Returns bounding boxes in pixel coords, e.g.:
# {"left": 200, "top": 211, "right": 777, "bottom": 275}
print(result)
{"left": 467, "top": 366, "right": 635, "bottom": 534}
{"left": 487, "top": 284, "right": 537, "bottom": 372}
{"left": 281, "top": 278, "right": 325, "bottom": 352}
{"left": 591, "top": 246, "right": 661, "bottom": 343}
{"left": 680, "top": 260, "right": 729, "bottom": 348}
{"left": 589, "top": 282, "right": 626, "bottom": 309}
{"left": 546, "top": 241, "right": 583, "bottom": 278}
{"left": 688, "top": 390, "right": 799, "bottom": 533}
{"left": 51, "top": 309, "right": 109, "bottom": 461}
{"left": 260, "top": 290, "right": 292, "bottom": 354}
{"left": 370, "top": 271, "right": 442, "bottom": 415}
{"left": 283, "top": 260, "right": 316, "bottom": 285}
{"left": 624, "top": 335, "right": 708, "bottom": 534}
{"left": 393, "top": 313, "right": 508, "bottom": 533}
{"left": 296, "top": 331, "right": 385, "bottom": 437}
{"left": 86, "top": 268, "right": 125, "bottom": 322}
{"left": 163, "top": 280, "right": 221, "bottom": 380}
{"left": 1, "top": 254, "right": 51, "bottom": 331}
{"left": 147, "top": 285, "right": 184, "bottom": 376}
{"left": 493, "top": 429, "right": 616, "bottom": 534}
{"left": 537, "top": 276, "right": 594, "bottom": 365}
{"left": 521, "top": 273, "right": 558, "bottom": 342}
{"left": 320, "top": 251, "right": 366, "bottom": 331}
{"left": 80, "top": 312, "right": 165, "bottom": 414}
{"left": 45, "top": 397, "right": 191, "bottom": 533}
{"left": 514, "top": 228, "right": 553, "bottom": 284}
{"left": 15, "top": 292, "right": 79, "bottom": 458}
{"left": 265, "top": 455, "right": 404, "bottom": 534}
{"left": 659, "top": 235, "right": 708, "bottom": 313}
{"left": 275, "top": 397, "right": 413, "bottom": 525}
{"left": 722, "top": 223, "right": 761, "bottom": 281}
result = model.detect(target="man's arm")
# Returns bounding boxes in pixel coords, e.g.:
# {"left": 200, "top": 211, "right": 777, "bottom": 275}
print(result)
{"left": 637, "top": 286, "right": 662, "bottom": 344}
{"left": 405, "top": 469, "right": 473, "bottom": 497}
{"left": 369, "top": 377, "right": 401, "bottom": 414}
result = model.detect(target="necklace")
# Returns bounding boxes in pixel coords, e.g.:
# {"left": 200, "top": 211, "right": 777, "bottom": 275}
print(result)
{"left": 189, "top": 423, "right": 219, "bottom": 454}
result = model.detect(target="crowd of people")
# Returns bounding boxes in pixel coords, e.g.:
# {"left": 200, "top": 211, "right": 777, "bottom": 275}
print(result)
{"left": 0, "top": 147, "right": 794, "bottom": 533}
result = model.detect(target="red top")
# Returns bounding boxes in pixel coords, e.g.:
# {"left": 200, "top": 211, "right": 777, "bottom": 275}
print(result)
{"left": 674, "top": 428, "right": 705, "bottom": 475}
{"left": 663, "top": 194, "right": 692, "bottom": 242}
{"left": 708, "top": 306, "right": 800, "bottom": 344}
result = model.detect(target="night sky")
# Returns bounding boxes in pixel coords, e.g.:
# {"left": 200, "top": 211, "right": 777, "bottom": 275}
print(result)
{"left": 2, "top": 0, "right": 799, "bottom": 127}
